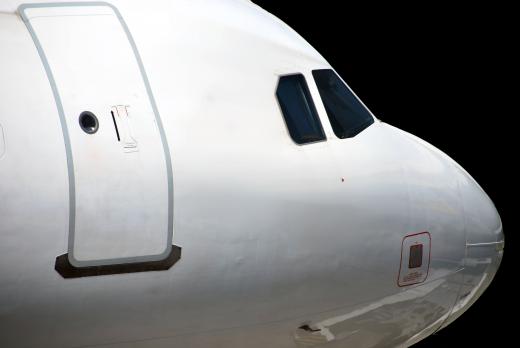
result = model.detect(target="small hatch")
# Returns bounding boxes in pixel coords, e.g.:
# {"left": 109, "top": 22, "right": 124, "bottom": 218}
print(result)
{"left": 409, "top": 244, "right": 423, "bottom": 269}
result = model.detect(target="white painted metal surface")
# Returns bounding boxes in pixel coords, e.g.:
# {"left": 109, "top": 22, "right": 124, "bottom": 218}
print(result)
{"left": 0, "top": 1, "right": 503, "bottom": 347}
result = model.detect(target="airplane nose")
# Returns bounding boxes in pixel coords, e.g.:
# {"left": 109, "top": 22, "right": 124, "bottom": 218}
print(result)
{"left": 456, "top": 163, "right": 504, "bottom": 262}
{"left": 440, "top": 164, "right": 504, "bottom": 328}
{"left": 457, "top": 166, "right": 503, "bottom": 247}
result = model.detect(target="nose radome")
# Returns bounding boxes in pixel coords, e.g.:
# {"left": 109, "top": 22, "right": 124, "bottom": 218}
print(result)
{"left": 389, "top": 124, "right": 503, "bottom": 245}
{"left": 456, "top": 165, "right": 503, "bottom": 246}
{"left": 437, "top": 162, "right": 504, "bottom": 329}
{"left": 383, "top": 125, "right": 503, "bottom": 332}
{"left": 455, "top": 162, "right": 503, "bottom": 282}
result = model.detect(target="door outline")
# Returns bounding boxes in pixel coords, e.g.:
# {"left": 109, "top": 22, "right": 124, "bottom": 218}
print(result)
{"left": 19, "top": 2, "right": 176, "bottom": 271}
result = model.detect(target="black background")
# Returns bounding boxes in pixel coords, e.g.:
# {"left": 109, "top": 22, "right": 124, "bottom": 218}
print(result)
{"left": 252, "top": 1, "right": 513, "bottom": 346}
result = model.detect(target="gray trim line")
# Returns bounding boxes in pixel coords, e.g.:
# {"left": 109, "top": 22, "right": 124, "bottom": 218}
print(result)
{"left": 466, "top": 241, "right": 504, "bottom": 247}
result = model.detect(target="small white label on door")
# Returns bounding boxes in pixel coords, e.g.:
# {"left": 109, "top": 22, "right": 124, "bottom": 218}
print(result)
{"left": 111, "top": 105, "right": 139, "bottom": 153}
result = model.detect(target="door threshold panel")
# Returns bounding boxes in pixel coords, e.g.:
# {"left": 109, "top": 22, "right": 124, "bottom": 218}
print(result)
{"left": 55, "top": 245, "right": 182, "bottom": 278}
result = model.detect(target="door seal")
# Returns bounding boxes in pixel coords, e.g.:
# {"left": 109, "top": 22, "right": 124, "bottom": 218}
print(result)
{"left": 55, "top": 245, "right": 181, "bottom": 278}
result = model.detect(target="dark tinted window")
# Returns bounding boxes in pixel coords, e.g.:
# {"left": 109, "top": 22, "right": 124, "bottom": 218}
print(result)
{"left": 276, "top": 74, "right": 326, "bottom": 144}
{"left": 313, "top": 69, "right": 374, "bottom": 139}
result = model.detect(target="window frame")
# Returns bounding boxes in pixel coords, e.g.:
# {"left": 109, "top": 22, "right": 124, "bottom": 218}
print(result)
{"left": 312, "top": 69, "right": 376, "bottom": 140}
{"left": 275, "top": 73, "right": 327, "bottom": 146}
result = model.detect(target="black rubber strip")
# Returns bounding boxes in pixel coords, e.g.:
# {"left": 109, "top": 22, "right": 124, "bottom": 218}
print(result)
{"left": 55, "top": 245, "right": 181, "bottom": 278}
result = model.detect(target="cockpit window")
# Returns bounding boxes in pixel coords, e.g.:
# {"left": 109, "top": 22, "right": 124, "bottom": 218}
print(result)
{"left": 276, "top": 74, "right": 326, "bottom": 145}
{"left": 312, "top": 69, "right": 374, "bottom": 139}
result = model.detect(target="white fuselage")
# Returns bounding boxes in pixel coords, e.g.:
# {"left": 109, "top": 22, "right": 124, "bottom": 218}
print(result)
{"left": 0, "top": 1, "right": 503, "bottom": 347}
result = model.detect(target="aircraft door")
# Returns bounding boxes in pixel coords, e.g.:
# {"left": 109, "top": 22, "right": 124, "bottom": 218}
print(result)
{"left": 19, "top": 3, "right": 178, "bottom": 275}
